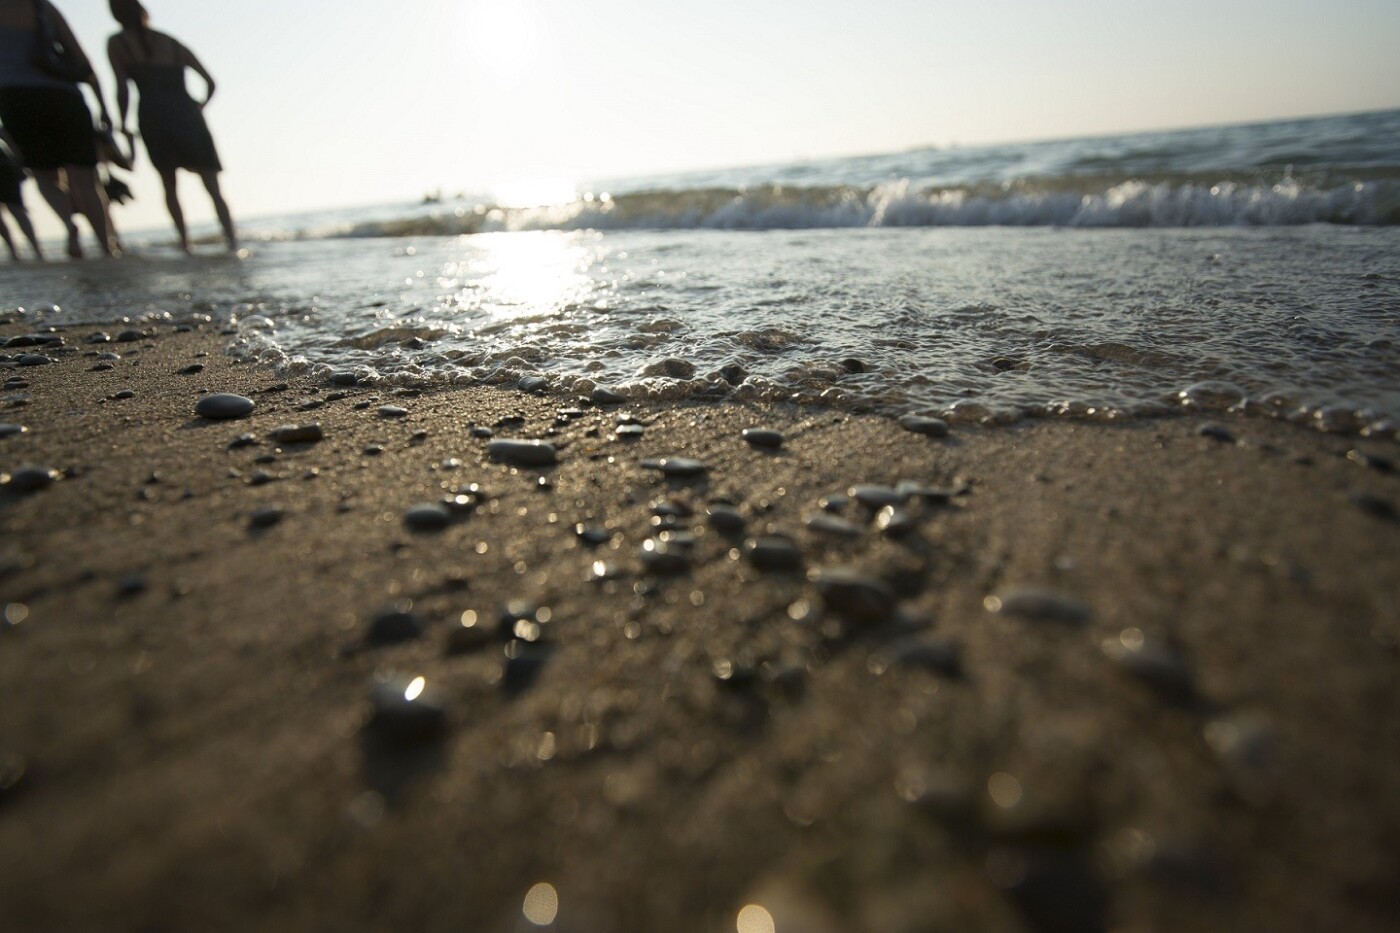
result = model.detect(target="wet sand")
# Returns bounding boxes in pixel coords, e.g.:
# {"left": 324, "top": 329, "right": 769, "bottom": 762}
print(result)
{"left": 2, "top": 319, "right": 1398, "bottom": 933}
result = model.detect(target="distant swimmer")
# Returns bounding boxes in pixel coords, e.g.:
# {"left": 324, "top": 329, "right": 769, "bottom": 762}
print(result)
{"left": 0, "top": 0, "right": 120, "bottom": 257}
{"left": 108, "top": 0, "right": 236, "bottom": 253}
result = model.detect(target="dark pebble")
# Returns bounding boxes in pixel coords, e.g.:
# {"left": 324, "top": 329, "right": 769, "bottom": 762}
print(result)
{"left": 16, "top": 354, "right": 55, "bottom": 367}
{"left": 640, "top": 538, "right": 691, "bottom": 575}
{"left": 640, "top": 457, "right": 707, "bottom": 478}
{"left": 378, "top": 405, "right": 409, "bottom": 418}
{"left": 89, "top": 363, "right": 114, "bottom": 372}
{"left": 177, "top": 364, "right": 205, "bottom": 375}
{"left": 1351, "top": 492, "right": 1398, "bottom": 522}
{"left": 868, "top": 636, "right": 962, "bottom": 677}
{"left": 110, "top": 389, "right": 135, "bottom": 400}
{"left": 899, "top": 415, "right": 950, "bottom": 437}
{"left": 97, "top": 352, "right": 122, "bottom": 361}
{"left": 247, "top": 470, "right": 276, "bottom": 486}
{"left": 744, "top": 535, "right": 804, "bottom": 572}
{"left": 806, "top": 512, "right": 862, "bottom": 537}
{"left": 362, "top": 445, "right": 383, "bottom": 456}
{"left": 368, "top": 675, "right": 448, "bottom": 743}
{"left": 487, "top": 439, "right": 558, "bottom": 466}
{"left": 876, "top": 505, "right": 917, "bottom": 537}
{"left": 819, "top": 493, "right": 850, "bottom": 512}
{"left": 707, "top": 503, "right": 745, "bottom": 534}
{"left": 615, "top": 424, "right": 646, "bottom": 439}
{"left": 298, "top": 400, "right": 326, "bottom": 412}
{"left": 840, "top": 357, "right": 868, "bottom": 374}
{"left": 985, "top": 587, "right": 1090, "bottom": 624}
{"left": 404, "top": 503, "right": 452, "bottom": 532}
{"left": 366, "top": 607, "right": 426, "bottom": 645}
{"left": 520, "top": 375, "right": 548, "bottom": 392}
{"left": 741, "top": 428, "right": 784, "bottom": 449}
{"left": 591, "top": 387, "right": 625, "bottom": 405}
{"left": 115, "top": 329, "right": 145, "bottom": 343}
{"left": 115, "top": 574, "right": 149, "bottom": 597}
{"left": 249, "top": 506, "right": 285, "bottom": 529}
{"left": 3, "top": 466, "right": 60, "bottom": 493}
{"left": 329, "top": 371, "right": 359, "bottom": 387}
{"left": 1198, "top": 423, "right": 1235, "bottom": 443}
{"left": 575, "top": 524, "right": 612, "bottom": 546}
{"left": 849, "top": 484, "right": 905, "bottom": 509}
{"left": 268, "top": 423, "right": 324, "bottom": 444}
{"left": 813, "top": 567, "right": 897, "bottom": 624}
{"left": 194, "top": 393, "right": 255, "bottom": 420}
{"left": 502, "top": 641, "right": 554, "bottom": 695}
{"left": 86, "top": 332, "right": 112, "bottom": 344}
{"left": 0, "top": 423, "right": 27, "bottom": 438}
{"left": 471, "top": 426, "right": 494, "bottom": 439}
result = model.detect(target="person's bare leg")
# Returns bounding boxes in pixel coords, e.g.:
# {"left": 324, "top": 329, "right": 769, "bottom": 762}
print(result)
{"left": 65, "top": 166, "right": 115, "bottom": 257}
{"left": 160, "top": 169, "right": 189, "bottom": 253}
{"left": 32, "top": 169, "right": 81, "bottom": 258}
{"left": 198, "top": 170, "right": 236, "bottom": 252}
{"left": 11, "top": 202, "right": 45, "bottom": 260}
{"left": 0, "top": 210, "right": 17, "bottom": 260}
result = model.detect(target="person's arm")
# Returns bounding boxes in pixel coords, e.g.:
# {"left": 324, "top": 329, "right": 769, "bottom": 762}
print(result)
{"left": 107, "top": 36, "right": 132, "bottom": 137}
{"left": 47, "top": 3, "right": 113, "bottom": 128}
{"left": 178, "top": 40, "right": 216, "bottom": 107}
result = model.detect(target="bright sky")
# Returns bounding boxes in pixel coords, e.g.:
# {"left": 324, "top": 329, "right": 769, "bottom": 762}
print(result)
{"left": 30, "top": 0, "right": 1400, "bottom": 238}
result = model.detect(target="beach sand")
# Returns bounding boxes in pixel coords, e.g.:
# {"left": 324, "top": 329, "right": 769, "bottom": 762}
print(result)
{"left": 2, "top": 318, "right": 1398, "bottom": 932}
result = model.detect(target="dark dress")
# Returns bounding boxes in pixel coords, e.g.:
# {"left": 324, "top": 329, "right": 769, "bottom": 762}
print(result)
{"left": 119, "top": 31, "right": 221, "bottom": 173}
{"left": 0, "top": 146, "right": 24, "bottom": 205}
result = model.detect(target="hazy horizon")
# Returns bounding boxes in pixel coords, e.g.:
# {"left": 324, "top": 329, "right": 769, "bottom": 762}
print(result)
{"left": 18, "top": 0, "right": 1400, "bottom": 241}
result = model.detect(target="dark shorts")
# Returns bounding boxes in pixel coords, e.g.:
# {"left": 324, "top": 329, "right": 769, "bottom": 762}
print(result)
{"left": 0, "top": 86, "right": 98, "bottom": 171}
{"left": 0, "top": 158, "right": 22, "bottom": 205}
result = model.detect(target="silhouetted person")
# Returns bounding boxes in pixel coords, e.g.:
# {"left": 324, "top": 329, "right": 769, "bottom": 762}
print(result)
{"left": 108, "top": 0, "right": 235, "bottom": 253}
{"left": 0, "top": 126, "right": 43, "bottom": 258}
{"left": 0, "top": 0, "right": 119, "bottom": 257}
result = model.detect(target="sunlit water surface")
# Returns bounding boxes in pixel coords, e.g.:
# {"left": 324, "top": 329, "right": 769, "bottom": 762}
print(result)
{"left": 3, "top": 226, "right": 1398, "bottom": 432}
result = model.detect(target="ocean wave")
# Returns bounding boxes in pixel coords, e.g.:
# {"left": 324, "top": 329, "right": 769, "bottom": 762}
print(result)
{"left": 317, "top": 174, "right": 1399, "bottom": 238}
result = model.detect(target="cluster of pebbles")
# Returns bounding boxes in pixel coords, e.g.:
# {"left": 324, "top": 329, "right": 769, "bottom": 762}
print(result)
{"left": 2, "top": 319, "right": 1395, "bottom": 931}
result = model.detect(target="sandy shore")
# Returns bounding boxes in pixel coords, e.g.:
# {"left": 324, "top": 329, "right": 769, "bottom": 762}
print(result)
{"left": 2, "top": 318, "right": 1398, "bottom": 933}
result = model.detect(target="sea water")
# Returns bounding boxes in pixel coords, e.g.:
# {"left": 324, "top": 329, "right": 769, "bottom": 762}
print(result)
{"left": 3, "top": 110, "right": 1398, "bottom": 433}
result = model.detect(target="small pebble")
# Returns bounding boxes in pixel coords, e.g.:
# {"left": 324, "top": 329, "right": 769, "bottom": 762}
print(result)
{"left": 1198, "top": 424, "right": 1235, "bottom": 443}
{"left": 195, "top": 393, "right": 255, "bottom": 420}
{"left": 985, "top": 587, "right": 1090, "bottom": 624}
{"left": 404, "top": 503, "right": 452, "bottom": 532}
{"left": 575, "top": 524, "right": 611, "bottom": 547}
{"left": 366, "top": 607, "right": 425, "bottom": 645}
{"left": 177, "top": 364, "right": 205, "bottom": 375}
{"left": 849, "top": 484, "right": 905, "bottom": 509}
{"left": 519, "top": 375, "right": 548, "bottom": 392}
{"left": 876, "top": 505, "right": 917, "bottom": 537}
{"left": 591, "top": 387, "right": 625, "bottom": 405}
{"left": 249, "top": 506, "right": 285, "bottom": 529}
{"left": 744, "top": 536, "right": 804, "bottom": 572}
{"left": 329, "top": 371, "right": 359, "bottom": 387}
{"left": 806, "top": 512, "right": 862, "bottom": 537}
{"left": 115, "top": 329, "right": 145, "bottom": 343}
{"left": 367, "top": 675, "right": 447, "bottom": 743}
{"left": 899, "top": 415, "right": 950, "bottom": 437}
{"left": 2, "top": 466, "right": 60, "bottom": 493}
{"left": 615, "top": 424, "right": 646, "bottom": 439}
{"left": 640, "top": 457, "right": 707, "bottom": 478}
{"left": 487, "top": 439, "right": 558, "bottom": 466}
{"left": 819, "top": 493, "right": 850, "bottom": 512}
{"left": 268, "top": 424, "right": 324, "bottom": 444}
{"left": 0, "top": 424, "right": 27, "bottom": 438}
{"left": 868, "top": 636, "right": 962, "bottom": 677}
{"left": 16, "top": 354, "right": 55, "bottom": 366}
{"left": 707, "top": 504, "right": 746, "bottom": 535}
{"left": 378, "top": 405, "right": 409, "bottom": 418}
{"left": 813, "top": 567, "right": 897, "bottom": 624}
{"left": 110, "top": 389, "right": 135, "bottom": 400}
{"left": 741, "top": 428, "right": 784, "bottom": 448}
{"left": 640, "top": 538, "right": 690, "bottom": 575}
{"left": 362, "top": 445, "right": 383, "bottom": 456}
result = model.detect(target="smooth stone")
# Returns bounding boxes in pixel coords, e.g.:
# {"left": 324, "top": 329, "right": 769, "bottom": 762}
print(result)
{"left": 366, "top": 608, "right": 426, "bottom": 645}
{"left": 849, "top": 484, "right": 905, "bottom": 509}
{"left": 519, "top": 375, "right": 548, "bottom": 392}
{"left": 115, "top": 574, "right": 149, "bottom": 597}
{"left": 640, "top": 457, "right": 707, "bottom": 477}
{"left": 115, "top": 329, "right": 145, "bottom": 343}
{"left": 110, "top": 389, "right": 135, "bottom": 400}
{"left": 471, "top": 426, "right": 494, "bottom": 439}
{"left": 3, "top": 466, "right": 59, "bottom": 493}
{"left": 329, "top": 371, "right": 359, "bottom": 387}
{"left": 1101, "top": 630, "right": 1195, "bottom": 701}
{"left": 575, "top": 524, "right": 611, "bottom": 547}
{"left": 744, "top": 536, "right": 804, "bottom": 572}
{"left": 986, "top": 587, "right": 1091, "bottom": 624}
{"left": 591, "top": 387, "right": 626, "bottom": 405}
{"left": 640, "top": 539, "right": 690, "bottom": 575}
{"left": 876, "top": 505, "right": 917, "bottom": 537}
{"left": 900, "top": 415, "right": 950, "bottom": 437}
{"left": 896, "top": 481, "right": 956, "bottom": 504}
{"left": 0, "top": 424, "right": 27, "bottom": 438}
{"left": 97, "top": 352, "right": 122, "bottom": 361}
{"left": 1198, "top": 423, "right": 1236, "bottom": 443}
{"left": 195, "top": 393, "right": 255, "bottom": 420}
{"left": 707, "top": 503, "right": 746, "bottom": 535}
{"left": 247, "top": 470, "right": 275, "bottom": 486}
{"left": 819, "top": 493, "right": 850, "bottom": 512}
{"left": 86, "top": 332, "right": 112, "bottom": 344}
{"left": 404, "top": 502, "right": 452, "bottom": 532}
{"left": 368, "top": 676, "right": 448, "bottom": 743}
{"left": 177, "top": 363, "right": 205, "bottom": 375}
{"left": 249, "top": 506, "right": 285, "bottom": 529}
{"left": 806, "top": 512, "right": 862, "bottom": 537}
{"left": 502, "top": 641, "right": 554, "bottom": 695}
{"left": 615, "top": 423, "right": 646, "bottom": 439}
{"left": 89, "top": 363, "right": 114, "bottom": 372}
{"left": 741, "top": 428, "right": 784, "bottom": 448}
{"left": 16, "top": 354, "right": 54, "bottom": 366}
{"left": 487, "top": 439, "right": 558, "bottom": 466}
{"left": 813, "top": 568, "right": 897, "bottom": 624}
{"left": 377, "top": 405, "right": 409, "bottom": 418}
{"left": 868, "top": 636, "right": 962, "bottom": 677}
{"left": 268, "top": 423, "right": 324, "bottom": 444}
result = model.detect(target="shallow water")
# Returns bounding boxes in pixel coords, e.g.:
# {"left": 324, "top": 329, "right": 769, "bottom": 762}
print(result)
{"left": 4, "top": 226, "right": 1398, "bottom": 433}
